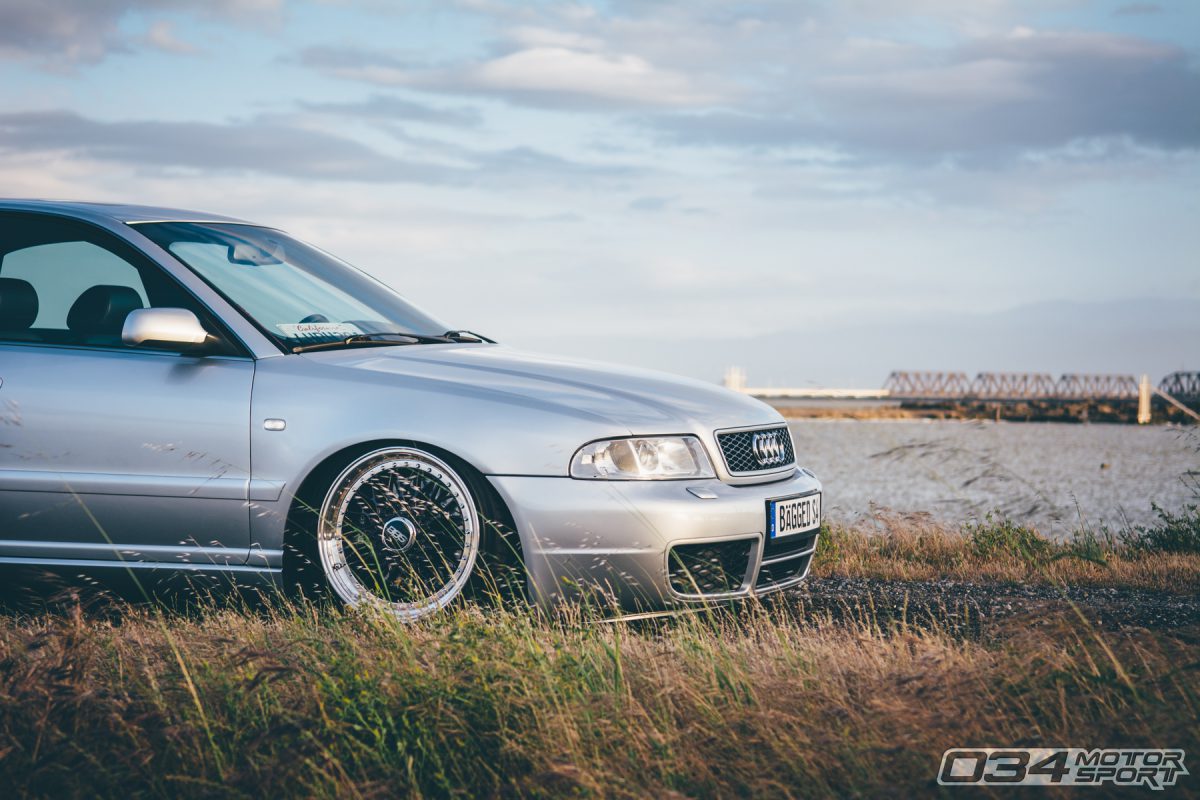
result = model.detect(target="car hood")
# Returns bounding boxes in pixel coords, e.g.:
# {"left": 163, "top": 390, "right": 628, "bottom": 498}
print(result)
{"left": 299, "top": 343, "right": 782, "bottom": 434}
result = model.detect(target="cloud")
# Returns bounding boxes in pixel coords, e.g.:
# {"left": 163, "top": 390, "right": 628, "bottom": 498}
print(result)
{"left": 503, "top": 25, "right": 608, "bottom": 52}
{"left": 300, "top": 42, "right": 726, "bottom": 109}
{"left": 467, "top": 46, "right": 720, "bottom": 107}
{"left": 299, "top": 93, "right": 483, "bottom": 128}
{"left": 0, "top": 0, "right": 131, "bottom": 64}
{"left": 144, "top": 20, "right": 198, "bottom": 55}
{"left": 1114, "top": 3, "right": 1163, "bottom": 15}
{"left": 0, "top": 110, "right": 459, "bottom": 183}
{"left": 297, "top": 47, "right": 443, "bottom": 96}
{"left": 297, "top": 5, "right": 1198, "bottom": 168}
{"left": 0, "top": 0, "right": 281, "bottom": 66}
{"left": 0, "top": 109, "right": 639, "bottom": 188}
{"left": 640, "top": 28, "right": 1200, "bottom": 162}
{"left": 628, "top": 196, "right": 672, "bottom": 212}
{"left": 467, "top": 145, "right": 639, "bottom": 182}
{"left": 816, "top": 57, "right": 1041, "bottom": 106}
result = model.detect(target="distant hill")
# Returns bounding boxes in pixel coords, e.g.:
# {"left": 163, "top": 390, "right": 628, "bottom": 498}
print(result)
{"left": 517, "top": 297, "right": 1200, "bottom": 388}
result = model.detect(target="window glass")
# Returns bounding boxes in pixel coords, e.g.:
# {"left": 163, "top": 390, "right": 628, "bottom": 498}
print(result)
{"left": 0, "top": 212, "right": 238, "bottom": 354}
{"left": 2, "top": 241, "right": 148, "bottom": 329}
{"left": 169, "top": 241, "right": 383, "bottom": 332}
{"left": 136, "top": 221, "right": 447, "bottom": 352}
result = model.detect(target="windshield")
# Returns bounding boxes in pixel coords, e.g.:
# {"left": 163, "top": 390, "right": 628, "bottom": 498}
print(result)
{"left": 135, "top": 221, "right": 449, "bottom": 352}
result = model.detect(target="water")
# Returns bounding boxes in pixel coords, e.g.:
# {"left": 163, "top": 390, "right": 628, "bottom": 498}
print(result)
{"left": 789, "top": 419, "right": 1199, "bottom": 535}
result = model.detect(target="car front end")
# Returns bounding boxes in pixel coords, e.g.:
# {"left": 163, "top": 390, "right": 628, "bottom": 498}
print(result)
{"left": 491, "top": 421, "right": 822, "bottom": 611}
{"left": 493, "top": 464, "right": 821, "bottom": 611}
{"left": 247, "top": 341, "right": 824, "bottom": 614}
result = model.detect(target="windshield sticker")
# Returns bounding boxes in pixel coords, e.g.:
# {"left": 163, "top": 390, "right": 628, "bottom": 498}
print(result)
{"left": 276, "top": 322, "right": 364, "bottom": 339}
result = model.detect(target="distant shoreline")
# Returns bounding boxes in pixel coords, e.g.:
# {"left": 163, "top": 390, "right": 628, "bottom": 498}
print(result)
{"left": 769, "top": 399, "right": 1198, "bottom": 424}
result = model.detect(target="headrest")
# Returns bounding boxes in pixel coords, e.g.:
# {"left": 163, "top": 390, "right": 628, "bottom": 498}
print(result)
{"left": 0, "top": 277, "right": 39, "bottom": 330}
{"left": 67, "top": 285, "right": 144, "bottom": 337}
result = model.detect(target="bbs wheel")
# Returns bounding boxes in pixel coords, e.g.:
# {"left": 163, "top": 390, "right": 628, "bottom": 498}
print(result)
{"left": 316, "top": 447, "right": 480, "bottom": 620}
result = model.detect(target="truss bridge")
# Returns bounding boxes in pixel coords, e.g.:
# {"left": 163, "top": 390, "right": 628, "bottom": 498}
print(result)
{"left": 724, "top": 368, "right": 1200, "bottom": 424}
{"left": 1160, "top": 371, "right": 1200, "bottom": 402}
{"left": 882, "top": 371, "right": 1145, "bottom": 401}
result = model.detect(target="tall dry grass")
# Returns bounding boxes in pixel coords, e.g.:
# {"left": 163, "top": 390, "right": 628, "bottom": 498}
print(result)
{"left": 0, "top": 592, "right": 1196, "bottom": 799}
{"left": 812, "top": 510, "right": 1200, "bottom": 594}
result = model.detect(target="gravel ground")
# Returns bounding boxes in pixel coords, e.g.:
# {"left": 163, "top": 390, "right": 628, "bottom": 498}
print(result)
{"left": 790, "top": 577, "right": 1200, "bottom": 635}
{"left": 2, "top": 570, "right": 1197, "bottom": 635}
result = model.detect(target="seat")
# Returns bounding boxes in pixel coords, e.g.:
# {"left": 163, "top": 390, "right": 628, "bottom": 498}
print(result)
{"left": 67, "top": 284, "right": 144, "bottom": 346}
{"left": 0, "top": 277, "right": 40, "bottom": 340}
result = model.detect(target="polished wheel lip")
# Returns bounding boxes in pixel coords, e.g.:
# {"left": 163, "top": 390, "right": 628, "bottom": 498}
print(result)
{"left": 317, "top": 447, "right": 480, "bottom": 621}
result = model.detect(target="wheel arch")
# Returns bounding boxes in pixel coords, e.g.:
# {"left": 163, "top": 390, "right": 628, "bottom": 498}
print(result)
{"left": 282, "top": 437, "right": 525, "bottom": 585}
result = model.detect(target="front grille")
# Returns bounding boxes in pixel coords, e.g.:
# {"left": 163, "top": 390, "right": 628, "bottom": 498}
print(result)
{"left": 716, "top": 426, "right": 796, "bottom": 474}
{"left": 756, "top": 530, "right": 819, "bottom": 590}
{"left": 668, "top": 539, "right": 753, "bottom": 596}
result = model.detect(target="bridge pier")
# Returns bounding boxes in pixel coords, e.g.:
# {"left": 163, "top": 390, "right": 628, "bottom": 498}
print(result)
{"left": 1138, "top": 374, "right": 1152, "bottom": 425}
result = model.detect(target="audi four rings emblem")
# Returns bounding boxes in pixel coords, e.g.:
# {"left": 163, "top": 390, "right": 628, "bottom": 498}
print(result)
{"left": 751, "top": 431, "right": 786, "bottom": 466}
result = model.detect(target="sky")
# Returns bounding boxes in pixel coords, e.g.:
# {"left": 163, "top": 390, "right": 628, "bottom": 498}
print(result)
{"left": 1, "top": 0, "right": 1197, "bottom": 386}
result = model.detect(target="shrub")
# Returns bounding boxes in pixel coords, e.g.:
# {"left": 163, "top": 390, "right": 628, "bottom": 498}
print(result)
{"left": 963, "top": 512, "right": 1052, "bottom": 564}
{"left": 811, "top": 521, "right": 840, "bottom": 568}
{"left": 1123, "top": 503, "right": 1200, "bottom": 555}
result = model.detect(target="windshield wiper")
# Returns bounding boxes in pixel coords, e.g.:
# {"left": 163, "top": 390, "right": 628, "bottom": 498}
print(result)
{"left": 442, "top": 329, "right": 496, "bottom": 343}
{"left": 291, "top": 330, "right": 494, "bottom": 354}
{"left": 291, "top": 332, "right": 452, "bottom": 354}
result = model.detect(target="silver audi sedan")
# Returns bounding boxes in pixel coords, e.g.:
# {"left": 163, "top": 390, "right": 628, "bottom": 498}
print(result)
{"left": 0, "top": 200, "right": 823, "bottom": 619}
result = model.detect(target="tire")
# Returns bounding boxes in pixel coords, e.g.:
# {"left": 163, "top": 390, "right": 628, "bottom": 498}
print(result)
{"left": 314, "top": 447, "right": 482, "bottom": 620}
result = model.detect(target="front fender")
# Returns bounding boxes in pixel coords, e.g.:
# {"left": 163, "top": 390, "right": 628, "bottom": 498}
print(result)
{"left": 244, "top": 354, "right": 637, "bottom": 561}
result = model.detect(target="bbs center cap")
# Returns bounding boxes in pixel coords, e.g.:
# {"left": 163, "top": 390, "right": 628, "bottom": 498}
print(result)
{"left": 382, "top": 516, "right": 418, "bottom": 552}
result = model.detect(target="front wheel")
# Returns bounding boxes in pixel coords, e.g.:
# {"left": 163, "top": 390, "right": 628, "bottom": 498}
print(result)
{"left": 316, "top": 447, "right": 481, "bottom": 620}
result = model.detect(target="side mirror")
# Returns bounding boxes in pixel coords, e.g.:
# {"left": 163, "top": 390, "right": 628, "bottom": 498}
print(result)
{"left": 122, "top": 308, "right": 211, "bottom": 349}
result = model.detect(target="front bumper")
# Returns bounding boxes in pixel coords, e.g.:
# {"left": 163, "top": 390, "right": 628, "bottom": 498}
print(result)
{"left": 488, "top": 469, "right": 822, "bottom": 611}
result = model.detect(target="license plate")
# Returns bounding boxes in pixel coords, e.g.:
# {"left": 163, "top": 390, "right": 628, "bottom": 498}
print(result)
{"left": 768, "top": 493, "right": 822, "bottom": 538}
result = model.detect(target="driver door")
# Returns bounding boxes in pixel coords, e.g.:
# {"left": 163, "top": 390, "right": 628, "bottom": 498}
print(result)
{"left": 0, "top": 211, "right": 254, "bottom": 567}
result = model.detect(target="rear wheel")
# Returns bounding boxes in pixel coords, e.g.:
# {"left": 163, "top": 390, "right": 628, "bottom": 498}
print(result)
{"left": 315, "top": 447, "right": 481, "bottom": 620}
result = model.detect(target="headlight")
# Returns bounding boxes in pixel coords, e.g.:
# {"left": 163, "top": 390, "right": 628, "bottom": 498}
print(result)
{"left": 570, "top": 436, "right": 715, "bottom": 480}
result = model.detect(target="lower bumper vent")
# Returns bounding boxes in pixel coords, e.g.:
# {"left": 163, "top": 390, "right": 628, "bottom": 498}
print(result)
{"left": 756, "top": 530, "right": 819, "bottom": 589}
{"left": 668, "top": 539, "right": 753, "bottom": 596}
